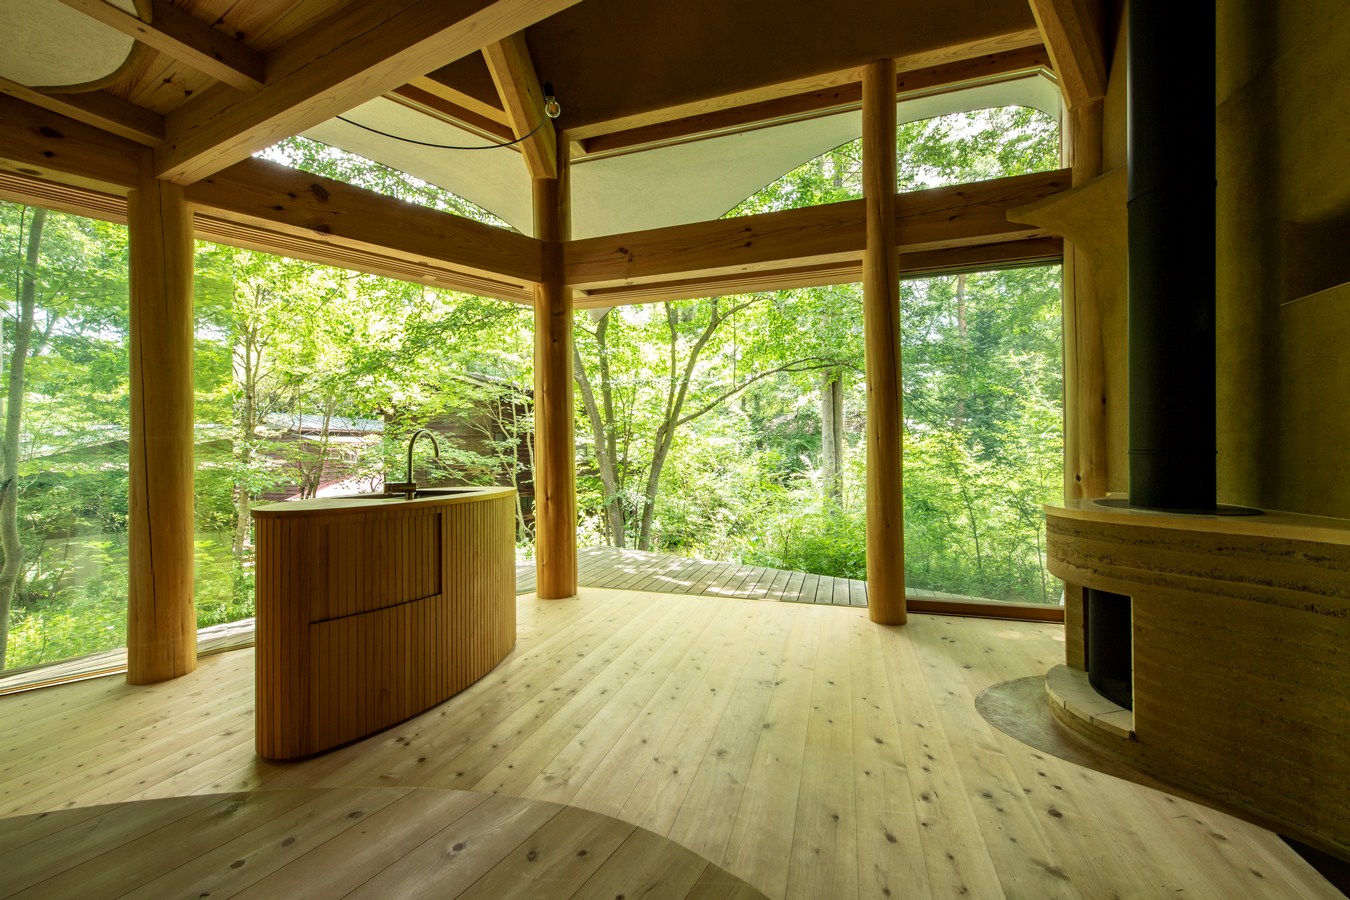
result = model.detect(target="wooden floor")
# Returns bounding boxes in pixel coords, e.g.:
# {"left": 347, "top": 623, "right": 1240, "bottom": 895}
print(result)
{"left": 0, "top": 587, "right": 1336, "bottom": 899}
{"left": 0, "top": 788, "right": 763, "bottom": 899}
{"left": 517, "top": 545, "right": 995, "bottom": 608}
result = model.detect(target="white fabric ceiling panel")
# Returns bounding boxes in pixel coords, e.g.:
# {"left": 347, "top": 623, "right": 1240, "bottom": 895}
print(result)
{"left": 302, "top": 74, "right": 1061, "bottom": 240}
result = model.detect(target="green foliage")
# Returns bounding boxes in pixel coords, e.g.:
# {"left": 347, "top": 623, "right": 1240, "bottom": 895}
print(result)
{"left": 744, "top": 504, "right": 868, "bottom": 581}
{"left": 2, "top": 103, "right": 1065, "bottom": 671}
{"left": 583, "top": 106, "right": 1064, "bottom": 605}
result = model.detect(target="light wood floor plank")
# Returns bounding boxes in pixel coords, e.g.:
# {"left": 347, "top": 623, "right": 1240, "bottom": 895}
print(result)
{"left": 341, "top": 792, "right": 561, "bottom": 899}
{"left": 666, "top": 598, "right": 795, "bottom": 866}
{"left": 786, "top": 606, "right": 859, "bottom": 899}
{"left": 720, "top": 603, "right": 819, "bottom": 898}
{"left": 578, "top": 824, "right": 712, "bottom": 899}
{"left": 567, "top": 599, "right": 760, "bottom": 819}
{"left": 849, "top": 615, "right": 931, "bottom": 898}
{"left": 230, "top": 789, "right": 490, "bottom": 898}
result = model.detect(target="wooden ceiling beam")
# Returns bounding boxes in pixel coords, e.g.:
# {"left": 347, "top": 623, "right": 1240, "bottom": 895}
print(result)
{"left": 0, "top": 170, "right": 128, "bottom": 223}
{"left": 0, "top": 167, "right": 531, "bottom": 303}
{"left": 387, "top": 85, "right": 516, "bottom": 144}
{"left": 566, "top": 168, "right": 1069, "bottom": 290}
{"left": 156, "top": 0, "right": 582, "bottom": 185}
{"left": 183, "top": 156, "right": 543, "bottom": 285}
{"left": 0, "top": 93, "right": 141, "bottom": 192}
{"left": 405, "top": 73, "right": 510, "bottom": 126}
{"left": 1026, "top": 0, "right": 1108, "bottom": 106}
{"left": 0, "top": 76, "right": 163, "bottom": 146}
{"left": 195, "top": 214, "right": 533, "bottom": 304}
{"left": 482, "top": 33, "right": 557, "bottom": 179}
{"left": 578, "top": 45, "right": 1052, "bottom": 158}
{"left": 573, "top": 237, "right": 1064, "bottom": 308}
{"left": 56, "top": 0, "right": 266, "bottom": 91}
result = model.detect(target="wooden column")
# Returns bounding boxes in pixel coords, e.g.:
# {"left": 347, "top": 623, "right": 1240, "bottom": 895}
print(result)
{"left": 862, "top": 59, "right": 906, "bottom": 626}
{"left": 127, "top": 153, "right": 196, "bottom": 683}
{"left": 1062, "top": 101, "right": 1108, "bottom": 498}
{"left": 533, "top": 144, "right": 577, "bottom": 598}
{"left": 1027, "top": 0, "right": 1109, "bottom": 500}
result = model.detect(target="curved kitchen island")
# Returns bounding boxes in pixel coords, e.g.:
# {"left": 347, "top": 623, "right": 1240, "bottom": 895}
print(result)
{"left": 252, "top": 487, "right": 516, "bottom": 759}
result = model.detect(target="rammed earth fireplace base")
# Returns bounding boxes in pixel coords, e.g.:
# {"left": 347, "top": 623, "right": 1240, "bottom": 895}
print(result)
{"left": 1045, "top": 499, "right": 1350, "bottom": 861}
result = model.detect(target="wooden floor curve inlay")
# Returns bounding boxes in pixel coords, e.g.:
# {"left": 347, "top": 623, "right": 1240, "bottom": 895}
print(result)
{"left": 0, "top": 787, "right": 765, "bottom": 899}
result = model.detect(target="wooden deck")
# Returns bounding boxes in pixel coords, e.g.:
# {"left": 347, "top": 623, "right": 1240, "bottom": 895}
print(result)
{"left": 0, "top": 587, "right": 1335, "bottom": 899}
{"left": 516, "top": 545, "right": 1013, "bottom": 609}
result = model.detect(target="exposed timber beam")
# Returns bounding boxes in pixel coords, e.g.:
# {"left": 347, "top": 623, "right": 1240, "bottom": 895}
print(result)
{"left": 565, "top": 169, "right": 1069, "bottom": 290}
{"left": 195, "top": 214, "right": 532, "bottom": 304}
{"left": 578, "top": 45, "right": 1052, "bottom": 158}
{"left": 56, "top": 0, "right": 266, "bottom": 91}
{"left": 0, "top": 93, "right": 141, "bottom": 192}
{"left": 406, "top": 70, "right": 510, "bottom": 125}
{"left": 0, "top": 76, "right": 164, "bottom": 146}
{"left": 572, "top": 237, "right": 1064, "bottom": 309}
{"left": 156, "top": 0, "right": 583, "bottom": 185}
{"left": 0, "top": 167, "right": 532, "bottom": 303}
{"left": 1027, "top": 0, "right": 1108, "bottom": 106}
{"left": 483, "top": 33, "right": 557, "bottom": 178}
{"left": 388, "top": 84, "right": 516, "bottom": 143}
{"left": 0, "top": 171, "right": 128, "bottom": 223}
{"left": 183, "top": 156, "right": 543, "bottom": 286}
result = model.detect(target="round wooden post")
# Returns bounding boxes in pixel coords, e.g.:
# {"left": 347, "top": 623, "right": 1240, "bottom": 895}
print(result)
{"left": 1062, "top": 100, "right": 1108, "bottom": 499}
{"left": 533, "top": 144, "right": 578, "bottom": 598}
{"left": 127, "top": 153, "right": 197, "bottom": 683}
{"left": 862, "top": 59, "right": 907, "bottom": 625}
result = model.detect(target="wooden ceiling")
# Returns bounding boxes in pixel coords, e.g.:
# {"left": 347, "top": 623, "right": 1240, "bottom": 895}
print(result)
{"left": 0, "top": 0, "right": 1111, "bottom": 303}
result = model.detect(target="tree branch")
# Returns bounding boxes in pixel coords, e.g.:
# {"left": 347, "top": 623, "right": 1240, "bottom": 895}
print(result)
{"left": 675, "top": 356, "right": 846, "bottom": 427}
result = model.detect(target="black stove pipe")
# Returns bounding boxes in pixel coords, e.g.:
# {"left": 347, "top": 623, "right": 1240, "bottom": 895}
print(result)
{"left": 1127, "top": 1, "right": 1217, "bottom": 511}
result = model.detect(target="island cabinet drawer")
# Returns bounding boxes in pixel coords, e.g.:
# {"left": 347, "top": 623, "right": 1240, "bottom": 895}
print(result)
{"left": 306, "top": 510, "right": 442, "bottom": 622}
{"left": 306, "top": 593, "right": 450, "bottom": 751}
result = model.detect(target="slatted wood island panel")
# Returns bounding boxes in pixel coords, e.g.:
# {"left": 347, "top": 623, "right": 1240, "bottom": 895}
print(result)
{"left": 253, "top": 488, "right": 516, "bottom": 759}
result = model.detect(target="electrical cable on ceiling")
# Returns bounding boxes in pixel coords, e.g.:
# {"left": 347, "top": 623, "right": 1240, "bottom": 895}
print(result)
{"left": 337, "top": 83, "right": 561, "bottom": 151}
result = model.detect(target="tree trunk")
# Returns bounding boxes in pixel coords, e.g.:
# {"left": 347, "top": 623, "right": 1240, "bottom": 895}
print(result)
{"left": 954, "top": 272, "right": 968, "bottom": 430}
{"left": 232, "top": 318, "right": 259, "bottom": 557}
{"left": 296, "top": 402, "right": 335, "bottom": 499}
{"left": 574, "top": 311, "right": 626, "bottom": 547}
{"left": 0, "top": 209, "right": 46, "bottom": 668}
{"left": 231, "top": 288, "right": 270, "bottom": 558}
{"left": 821, "top": 371, "right": 844, "bottom": 504}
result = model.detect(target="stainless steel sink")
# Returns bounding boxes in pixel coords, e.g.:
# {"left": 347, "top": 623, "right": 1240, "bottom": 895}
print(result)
{"left": 406, "top": 487, "right": 482, "bottom": 497}
{"left": 331, "top": 486, "right": 485, "bottom": 501}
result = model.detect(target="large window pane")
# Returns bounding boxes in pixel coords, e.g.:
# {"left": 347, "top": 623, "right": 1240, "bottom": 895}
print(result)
{"left": 1, "top": 203, "right": 131, "bottom": 674}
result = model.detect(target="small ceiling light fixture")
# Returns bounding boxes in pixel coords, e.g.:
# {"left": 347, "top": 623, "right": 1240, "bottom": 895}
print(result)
{"left": 543, "top": 82, "right": 561, "bottom": 120}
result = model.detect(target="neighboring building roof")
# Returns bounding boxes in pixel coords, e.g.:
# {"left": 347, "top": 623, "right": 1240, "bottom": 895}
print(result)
{"left": 262, "top": 413, "right": 385, "bottom": 435}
